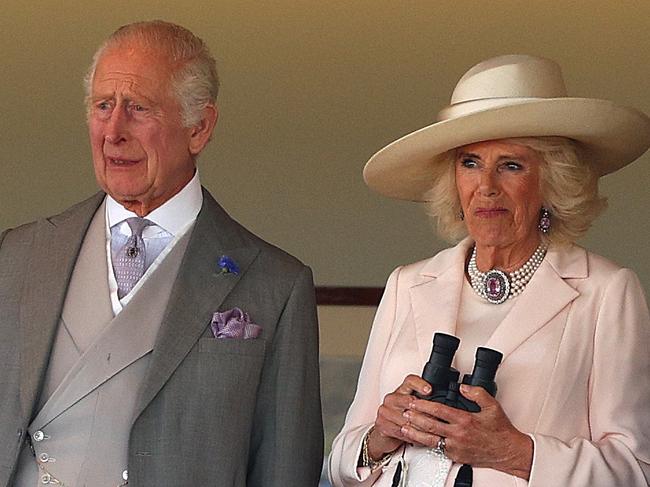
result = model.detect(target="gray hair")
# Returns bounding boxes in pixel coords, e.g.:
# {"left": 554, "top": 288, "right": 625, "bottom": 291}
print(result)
{"left": 426, "top": 137, "right": 607, "bottom": 246}
{"left": 84, "top": 20, "right": 219, "bottom": 127}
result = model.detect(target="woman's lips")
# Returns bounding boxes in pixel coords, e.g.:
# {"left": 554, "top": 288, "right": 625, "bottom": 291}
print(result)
{"left": 475, "top": 207, "right": 508, "bottom": 218}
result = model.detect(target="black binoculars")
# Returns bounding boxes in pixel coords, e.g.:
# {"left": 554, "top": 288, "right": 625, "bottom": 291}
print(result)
{"left": 418, "top": 332, "right": 503, "bottom": 412}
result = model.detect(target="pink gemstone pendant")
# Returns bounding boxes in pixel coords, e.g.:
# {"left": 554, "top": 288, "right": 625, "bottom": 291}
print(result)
{"left": 483, "top": 269, "right": 510, "bottom": 304}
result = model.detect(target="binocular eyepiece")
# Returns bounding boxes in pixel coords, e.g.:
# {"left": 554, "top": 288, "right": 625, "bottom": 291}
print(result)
{"left": 418, "top": 332, "right": 503, "bottom": 412}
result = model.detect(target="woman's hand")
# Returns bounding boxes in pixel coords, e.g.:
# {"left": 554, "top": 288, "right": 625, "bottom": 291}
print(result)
{"left": 367, "top": 374, "right": 433, "bottom": 461}
{"left": 401, "top": 384, "right": 533, "bottom": 479}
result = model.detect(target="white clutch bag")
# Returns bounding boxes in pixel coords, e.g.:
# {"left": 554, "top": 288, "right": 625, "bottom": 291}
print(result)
{"left": 385, "top": 445, "right": 452, "bottom": 487}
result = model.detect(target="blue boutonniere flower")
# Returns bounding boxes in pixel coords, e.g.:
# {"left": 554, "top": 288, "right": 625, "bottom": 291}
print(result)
{"left": 218, "top": 255, "right": 240, "bottom": 275}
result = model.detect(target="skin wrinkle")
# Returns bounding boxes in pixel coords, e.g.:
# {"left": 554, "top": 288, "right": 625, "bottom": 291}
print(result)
{"left": 455, "top": 140, "right": 544, "bottom": 273}
{"left": 368, "top": 139, "right": 542, "bottom": 480}
{"left": 87, "top": 41, "right": 216, "bottom": 217}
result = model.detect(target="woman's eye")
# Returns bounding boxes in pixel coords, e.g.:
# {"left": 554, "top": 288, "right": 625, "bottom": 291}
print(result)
{"left": 460, "top": 158, "right": 478, "bottom": 168}
{"left": 503, "top": 161, "right": 523, "bottom": 170}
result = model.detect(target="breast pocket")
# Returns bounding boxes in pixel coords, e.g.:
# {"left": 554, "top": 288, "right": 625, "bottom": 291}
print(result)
{"left": 198, "top": 336, "right": 266, "bottom": 357}
{"left": 152, "top": 337, "right": 269, "bottom": 460}
{"left": 194, "top": 337, "right": 267, "bottom": 400}
{"left": 166, "top": 338, "right": 268, "bottom": 432}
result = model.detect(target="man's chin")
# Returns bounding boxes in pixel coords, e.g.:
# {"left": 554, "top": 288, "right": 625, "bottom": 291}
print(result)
{"left": 114, "top": 191, "right": 169, "bottom": 217}
{"left": 105, "top": 190, "right": 149, "bottom": 214}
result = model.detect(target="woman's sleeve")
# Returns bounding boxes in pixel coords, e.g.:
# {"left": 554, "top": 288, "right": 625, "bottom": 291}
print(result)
{"left": 528, "top": 267, "right": 650, "bottom": 486}
{"left": 328, "top": 266, "right": 403, "bottom": 487}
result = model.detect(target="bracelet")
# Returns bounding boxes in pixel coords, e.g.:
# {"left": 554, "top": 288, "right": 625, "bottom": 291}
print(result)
{"left": 361, "top": 427, "right": 392, "bottom": 471}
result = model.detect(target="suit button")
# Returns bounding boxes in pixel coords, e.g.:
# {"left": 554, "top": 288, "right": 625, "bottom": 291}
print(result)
{"left": 33, "top": 430, "right": 46, "bottom": 442}
{"left": 39, "top": 453, "right": 51, "bottom": 463}
{"left": 122, "top": 470, "right": 129, "bottom": 481}
{"left": 41, "top": 473, "right": 52, "bottom": 484}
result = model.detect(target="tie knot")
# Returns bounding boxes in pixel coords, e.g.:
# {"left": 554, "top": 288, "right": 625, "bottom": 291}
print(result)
{"left": 125, "top": 217, "right": 153, "bottom": 238}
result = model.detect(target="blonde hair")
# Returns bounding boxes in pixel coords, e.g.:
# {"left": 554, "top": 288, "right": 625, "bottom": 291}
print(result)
{"left": 84, "top": 20, "right": 219, "bottom": 127}
{"left": 427, "top": 137, "right": 607, "bottom": 246}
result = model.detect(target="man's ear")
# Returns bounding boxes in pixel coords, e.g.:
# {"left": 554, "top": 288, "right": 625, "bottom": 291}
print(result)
{"left": 189, "top": 104, "right": 218, "bottom": 155}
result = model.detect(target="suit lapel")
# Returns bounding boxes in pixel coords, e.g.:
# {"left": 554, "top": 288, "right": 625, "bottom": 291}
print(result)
{"left": 33, "top": 310, "right": 155, "bottom": 429}
{"left": 134, "top": 191, "right": 260, "bottom": 419}
{"left": 19, "top": 193, "right": 105, "bottom": 420}
{"left": 485, "top": 245, "right": 584, "bottom": 361}
{"left": 409, "top": 240, "right": 471, "bottom": 364}
{"left": 408, "top": 240, "right": 585, "bottom": 365}
{"left": 33, "top": 228, "right": 193, "bottom": 428}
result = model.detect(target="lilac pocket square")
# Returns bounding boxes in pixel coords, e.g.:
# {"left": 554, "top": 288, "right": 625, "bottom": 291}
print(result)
{"left": 211, "top": 307, "right": 262, "bottom": 339}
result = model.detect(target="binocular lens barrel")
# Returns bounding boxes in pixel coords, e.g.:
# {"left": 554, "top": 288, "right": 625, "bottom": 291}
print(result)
{"left": 422, "top": 333, "right": 503, "bottom": 401}
{"left": 421, "top": 333, "right": 461, "bottom": 389}
{"left": 471, "top": 347, "right": 503, "bottom": 381}
{"left": 429, "top": 333, "right": 460, "bottom": 367}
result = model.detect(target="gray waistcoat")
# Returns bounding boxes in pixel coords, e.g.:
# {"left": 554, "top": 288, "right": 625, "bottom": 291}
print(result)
{"left": 14, "top": 206, "right": 190, "bottom": 487}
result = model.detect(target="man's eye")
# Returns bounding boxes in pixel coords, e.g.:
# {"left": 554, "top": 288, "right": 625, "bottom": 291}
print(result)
{"left": 131, "top": 104, "right": 147, "bottom": 112}
{"left": 97, "top": 101, "right": 111, "bottom": 110}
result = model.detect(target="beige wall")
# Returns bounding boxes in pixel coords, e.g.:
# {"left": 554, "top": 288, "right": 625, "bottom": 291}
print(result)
{"left": 319, "top": 305, "right": 375, "bottom": 357}
{"left": 319, "top": 305, "right": 375, "bottom": 454}
{"left": 2, "top": 1, "right": 650, "bottom": 293}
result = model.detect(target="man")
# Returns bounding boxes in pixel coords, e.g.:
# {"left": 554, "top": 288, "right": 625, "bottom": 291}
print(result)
{"left": 0, "top": 21, "right": 323, "bottom": 486}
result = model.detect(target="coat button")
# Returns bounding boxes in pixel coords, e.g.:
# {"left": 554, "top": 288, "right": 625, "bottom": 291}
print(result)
{"left": 122, "top": 469, "right": 129, "bottom": 481}
{"left": 40, "top": 473, "right": 51, "bottom": 484}
{"left": 33, "top": 430, "right": 45, "bottom": 442}
{"left": 39, "top": 453, "right": 50, "bottom": 463}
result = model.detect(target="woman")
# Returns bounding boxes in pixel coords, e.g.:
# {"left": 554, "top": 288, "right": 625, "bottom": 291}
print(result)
{"left": 328, "top": 55, "right": 650, "bottom": 486}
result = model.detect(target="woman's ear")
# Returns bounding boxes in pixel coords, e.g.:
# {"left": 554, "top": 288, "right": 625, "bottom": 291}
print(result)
{"left": 189, "top": 104, "right": 218, "bottom": 155}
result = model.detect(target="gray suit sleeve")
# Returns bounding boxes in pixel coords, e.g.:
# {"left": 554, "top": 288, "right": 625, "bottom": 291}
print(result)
{"left": 0, "top": 229, "right": 9, "bottom": 248}
{"left": 246, "top": 265, "right": 324, "bottom": 486}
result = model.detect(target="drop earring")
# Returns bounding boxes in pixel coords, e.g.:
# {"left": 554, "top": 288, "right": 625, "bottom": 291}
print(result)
{"left": 538, "top": 207, "right": 551, "bottom": 234}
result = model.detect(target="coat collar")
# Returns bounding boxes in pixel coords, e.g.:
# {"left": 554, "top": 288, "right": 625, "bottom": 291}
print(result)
{"left": 409, "top": 240, "right": 469, "bottom": 362}
{"left": 133, "top": 189, "right": 261, "bottom": 419}
{"left": 409, "top": 237, "right": 586, "bottom": 364}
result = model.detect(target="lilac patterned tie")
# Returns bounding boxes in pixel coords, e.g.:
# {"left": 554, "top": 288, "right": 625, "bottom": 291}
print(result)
{"left": 114, "top": 217, "right": 153, "bottom": 299}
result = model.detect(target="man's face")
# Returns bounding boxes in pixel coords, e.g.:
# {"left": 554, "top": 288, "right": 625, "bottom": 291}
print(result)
{"left": 88, "top": 44, "right": 197, "bottom": 216}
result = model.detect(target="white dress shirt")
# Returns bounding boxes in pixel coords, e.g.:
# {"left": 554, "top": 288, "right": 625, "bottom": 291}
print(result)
{"left": 105, "top": 171, "right": 203, "bottom": 315}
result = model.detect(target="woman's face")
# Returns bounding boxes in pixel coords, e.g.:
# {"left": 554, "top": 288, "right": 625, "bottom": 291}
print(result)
{"left": 455, "top": 140, "right": 544, "bottom": 250}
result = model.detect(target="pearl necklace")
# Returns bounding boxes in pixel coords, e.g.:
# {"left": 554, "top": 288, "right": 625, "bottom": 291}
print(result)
{"left": 467, "top": 244, "right": 547, "bottom": 304}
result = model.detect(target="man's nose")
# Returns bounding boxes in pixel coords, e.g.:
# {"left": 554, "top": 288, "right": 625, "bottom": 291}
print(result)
{"left": 104, "top": 108, "right": 128, "bottom": 144}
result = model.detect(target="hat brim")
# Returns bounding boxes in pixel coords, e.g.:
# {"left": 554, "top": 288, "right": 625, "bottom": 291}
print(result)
{"left": 364, "top": 98, "right": 650, "bottom": 201}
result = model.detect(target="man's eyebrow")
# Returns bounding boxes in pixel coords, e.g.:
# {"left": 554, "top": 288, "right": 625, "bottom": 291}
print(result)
{"left": 89, "top": 93, "right": 157, "bottom": 106}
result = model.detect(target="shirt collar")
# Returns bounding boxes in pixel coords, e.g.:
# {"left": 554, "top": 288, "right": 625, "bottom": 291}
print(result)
{"left": 106, "top": 170, "right": 203, "bottom": 236}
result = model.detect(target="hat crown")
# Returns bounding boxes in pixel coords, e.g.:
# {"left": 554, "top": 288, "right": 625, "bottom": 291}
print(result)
{"left": 452, "top": 55, "right": 567, "bottom": 102}
{"left": 439, "top": 55, "right": 568, "bottom": 121}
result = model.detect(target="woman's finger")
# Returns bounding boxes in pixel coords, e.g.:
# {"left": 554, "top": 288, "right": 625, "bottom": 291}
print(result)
{"left": 394, "top": 374, "right": 432, "bottom": 396}
{"left": 399, "top": 422, "right": 446, "bottom": 450}
{"left": 408, "top": 397, "right": 469, "bottom": 425}
{"left": 459, "top": 384, "right": 498, "bottom": 410}
{"left": 402, "top": 407, "right": 453, "bottom": 438}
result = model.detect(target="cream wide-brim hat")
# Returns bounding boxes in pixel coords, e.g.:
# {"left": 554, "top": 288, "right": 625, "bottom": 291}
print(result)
{"left": 363, "top": 54, "right": 650, "bottom": 201}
